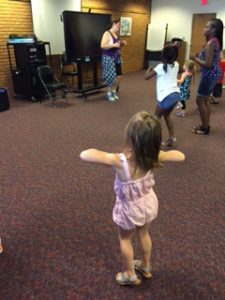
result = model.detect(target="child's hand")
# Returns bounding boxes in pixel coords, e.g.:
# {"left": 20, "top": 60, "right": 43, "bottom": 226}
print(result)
{"left": 190, "top": 53, "right": 197, "bottom": 61}
{"left": 144, "top": 66, "right": 156, "bottom": 80}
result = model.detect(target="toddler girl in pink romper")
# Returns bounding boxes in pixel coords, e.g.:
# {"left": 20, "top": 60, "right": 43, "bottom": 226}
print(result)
{"left": 80, "top": 111, "right": 185, "bottom": 286}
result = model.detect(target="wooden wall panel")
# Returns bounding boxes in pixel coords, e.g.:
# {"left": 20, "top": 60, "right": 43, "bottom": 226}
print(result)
{"left": 0, "top": 0, "right": 33, "bottom": 93}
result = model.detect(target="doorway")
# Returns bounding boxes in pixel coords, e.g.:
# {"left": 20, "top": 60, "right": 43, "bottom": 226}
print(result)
{"left": 190, "top": 13, "right": 216, "bottom": 56}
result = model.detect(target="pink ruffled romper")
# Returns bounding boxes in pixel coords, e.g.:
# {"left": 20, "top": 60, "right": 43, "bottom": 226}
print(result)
{"left": 113, "top": 153, "right": 158, "bottom": 230}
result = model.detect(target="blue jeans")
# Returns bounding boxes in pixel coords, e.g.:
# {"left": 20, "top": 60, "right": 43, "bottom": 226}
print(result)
{"left": 157, "top": 92, "right": 180, "bottom": 110}
{"left": 197, "top": 77, "right": 217, "bottom": 97}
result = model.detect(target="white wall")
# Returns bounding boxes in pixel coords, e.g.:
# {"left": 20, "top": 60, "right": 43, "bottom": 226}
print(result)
{"left": 151, "top": 0, "right": 225, "bottom": 58}
{"left": 31, "top": 0, "right": 81, "bottom": 54}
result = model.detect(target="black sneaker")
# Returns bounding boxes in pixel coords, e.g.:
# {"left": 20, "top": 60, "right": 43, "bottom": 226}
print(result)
{"left": 193, "top": 126, "right": 210, "bottom": 135}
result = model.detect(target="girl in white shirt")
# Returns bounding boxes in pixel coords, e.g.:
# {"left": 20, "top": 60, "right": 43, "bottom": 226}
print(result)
{"left": 145, "top": 44, "right": 180, "bottom": 147}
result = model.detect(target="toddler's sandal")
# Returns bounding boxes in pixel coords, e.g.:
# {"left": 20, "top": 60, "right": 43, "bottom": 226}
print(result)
{"left": 134, "top": 260, "right": 152, "bottom": 279}
{"left": 116, "top": 272, "right": 141, "bottom": 286}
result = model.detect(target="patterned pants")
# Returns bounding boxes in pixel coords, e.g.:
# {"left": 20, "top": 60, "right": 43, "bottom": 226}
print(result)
{"left": 102, "top": 55, "right": 117, "bottom": 88}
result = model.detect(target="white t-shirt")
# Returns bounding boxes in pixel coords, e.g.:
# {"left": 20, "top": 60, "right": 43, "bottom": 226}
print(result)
{"left": 154, "top": 61, "right": 179, "bottom": 102}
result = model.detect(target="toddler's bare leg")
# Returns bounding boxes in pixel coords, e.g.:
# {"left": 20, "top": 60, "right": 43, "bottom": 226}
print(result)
{"left": 136, "top": 224, "right": 152, "bottom": 268}
{"left": 118, "top": 227, "right": 135, "bottom": 276}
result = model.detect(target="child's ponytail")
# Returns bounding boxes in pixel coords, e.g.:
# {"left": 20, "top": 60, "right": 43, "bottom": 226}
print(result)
{"left": 162, "top": 44, "right": 178, "bottom": 73}
{"left": 163, "top": 62, "right": 168, "bottom": 73}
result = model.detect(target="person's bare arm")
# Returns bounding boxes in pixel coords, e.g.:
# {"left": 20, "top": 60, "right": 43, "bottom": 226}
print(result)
{"left": 120, "top": 40, "right": 127, "bottom": 47}
{"left": 190, "top": 41, "right": 214, "bottom": 69}
{"left": 101, "top": 32, "right": 120, "bottom": 50}
{"left": 80, "top": 148, "right": 121, "bottom": 168}
{"left": 177, "top": 72, "right": 187, "bottom": 84}
{"left": 81, "top": 147, "right": 185, "bottom": 168}
{"left": 158, "top": 150, "right": 185, "bottom": 162}
{"left": 145, "top": 66, "right": 157, "bottom": 80}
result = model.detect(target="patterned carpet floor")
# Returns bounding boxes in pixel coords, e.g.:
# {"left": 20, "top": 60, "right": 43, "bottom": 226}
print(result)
{"left": 0, "top": 71, "right": 225, "bottom": 299}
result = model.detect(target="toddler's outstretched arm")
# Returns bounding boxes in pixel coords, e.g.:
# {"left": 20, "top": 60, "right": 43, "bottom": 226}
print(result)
{"left": 159, "top": 150, "right": 185, "bottom": 162}
{"left": 80, "top": 149, "right": 120, "bottom": 167}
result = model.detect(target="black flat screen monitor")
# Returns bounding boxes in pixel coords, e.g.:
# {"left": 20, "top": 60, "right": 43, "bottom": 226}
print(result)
{"left": 62, "top": 11, "right": 111, "bottom": 61}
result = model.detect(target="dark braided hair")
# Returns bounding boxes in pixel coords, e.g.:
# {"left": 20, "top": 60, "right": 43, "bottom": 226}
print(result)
{"left": 209, "top": 18, "right": 224, "bottom": 50}
{"left": 162, "top": 44, "right": 178, "bottom": 73}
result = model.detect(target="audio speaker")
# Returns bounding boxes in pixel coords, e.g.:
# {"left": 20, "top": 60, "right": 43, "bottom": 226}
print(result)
{"left": 0, "top": 88, "right": 10, "bottom": 112}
